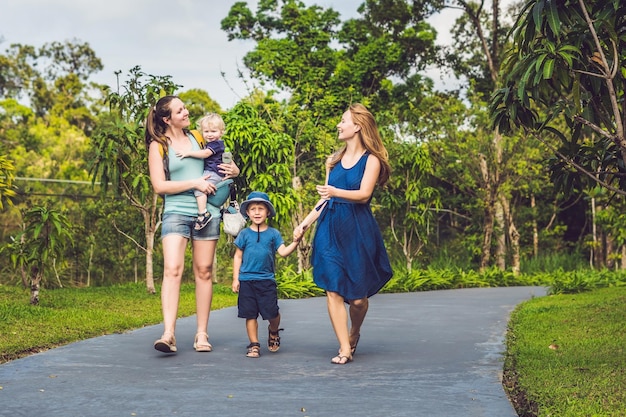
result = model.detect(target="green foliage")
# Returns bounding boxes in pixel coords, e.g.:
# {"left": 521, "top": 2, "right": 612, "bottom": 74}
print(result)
{"left": 491, "top": 0, "right": 626, "bottom": 193}
{"left": 1, "top": 206, "right": 73, "bottom": 286}
{"left": 379, "top": 137, "right": 440, "bottom": 270}
{"left": 382, "top": 266, "right": 626, "bottom": 295}
{"left": 276, "top": 266, "right": 325, "bottom": 299}
{"left": 179, "top": 89, "right": 222, "bottom": 123}
{"left": 521, "top": 251, "right": 589, "bottom": 274}
{"left": 0, "top": 283, "right": 238, "bottom": 363}
{"left": 382, "top": 266, "right": 546, "bottom": 293}
{"left": 224, "top": 101, "right": 297, "bottom": 223}
{"left": 505, "top": 286, "right": 626, "bottom": 416}
{"left": 547, "top": 269, "right": 626, "bottom": 295}
{"left": 0, "top": 154, "right": 17, "bottom": 209}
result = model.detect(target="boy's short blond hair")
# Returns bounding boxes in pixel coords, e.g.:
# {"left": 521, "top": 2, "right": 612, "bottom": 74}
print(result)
{"left": 197, "top": 113, "right": 225, "bottom": 132}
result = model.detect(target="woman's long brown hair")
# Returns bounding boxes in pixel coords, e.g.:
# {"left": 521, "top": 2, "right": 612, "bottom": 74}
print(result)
{"left": 144, "top": 95, "right": 180, "bottom": 152}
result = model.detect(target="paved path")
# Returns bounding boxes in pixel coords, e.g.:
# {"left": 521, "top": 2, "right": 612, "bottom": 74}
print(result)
{"left": 0, "top": 286, "right": 546, "bottom": 417}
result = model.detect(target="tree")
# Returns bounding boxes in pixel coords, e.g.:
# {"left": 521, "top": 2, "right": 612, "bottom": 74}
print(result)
{"left": 89, "top": 66, "right": 180, "bottom": 293}
{"left": 222, "top": 0, "right": 439, "bottom": 268}
{"left": 1, "top": 206, "right": 73, "bottom": 304}
{"left": 491, "top": 0, "right": 626, "bottom": 194}
{"left": 382, "top": 137, "right": 440, "bottom": 271}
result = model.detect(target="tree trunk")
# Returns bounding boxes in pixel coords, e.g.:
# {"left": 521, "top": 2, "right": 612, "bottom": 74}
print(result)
{"left": 590, "top": 197, "right": 596, "bottom": 268}
{"left": 501, "top": 195, "right": 520, "bottom": 275}
{"left": 621, "top": 244, "right": 626, "bottom": 270}
{"left": 494, "top": 199, "right": 506, "bottom": 270}
{"left": 531, "top": 194, "right": 539, "bottom": 258}
{"left": 30, "top": 265, "right": 41, "bottom": 305}
{"left": 605, "top": 231, "right": 615, "bottom": 270}
{"left": 478, "top": 153, "right": 496, "bottom": 271}
{"left": 144, "top": 194, "right": 159, "bottom": 294}
{"left": 87, "top": 243, "right": 93, "bottom": 287}
{"left": 479, "top": 203, "right": 495, "bottom": 271}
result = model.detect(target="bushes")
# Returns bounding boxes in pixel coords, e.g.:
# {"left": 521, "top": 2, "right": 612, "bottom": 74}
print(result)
{"left": 380, "top": 266, "right": 626, "bottom": 295}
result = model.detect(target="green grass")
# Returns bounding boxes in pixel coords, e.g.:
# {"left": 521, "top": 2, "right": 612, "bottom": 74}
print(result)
{"left": 0, "top": 283, "right": 237, "bottom": 363}
{"left": 504, "top": 286, "right": 626, "bottom": 417}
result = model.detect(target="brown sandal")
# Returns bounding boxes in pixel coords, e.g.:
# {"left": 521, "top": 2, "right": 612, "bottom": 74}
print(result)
{"left": 246, "top": 342, "right": 261, "bottom": 358}
{"left": 268, "top": 326, "right": 284, "bottom": 352}
{"left": 331, "top": 354, "right": 353, "bottom": 365}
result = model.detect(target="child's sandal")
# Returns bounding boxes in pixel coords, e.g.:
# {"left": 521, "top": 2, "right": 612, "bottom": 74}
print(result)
{"left": 246, "top": 342, "right": 261, "bottom": 358}
{"left": 268, "top": 326, "right": 284, "bottom": 353}
{"left": 194, "top": 211, "right": 212, "bottom": 231}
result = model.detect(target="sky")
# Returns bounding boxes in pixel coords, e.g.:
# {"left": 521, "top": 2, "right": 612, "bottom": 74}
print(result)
{"left": 0, "top": 0, "right": 507, "bottom": 109}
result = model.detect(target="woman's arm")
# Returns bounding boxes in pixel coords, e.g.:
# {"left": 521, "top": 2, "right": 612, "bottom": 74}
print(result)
{"left": 148, "top": 141, "right": 214, "bottom": 195}
{"left": 294, "top": 161, "right": 331, "bottom": 240}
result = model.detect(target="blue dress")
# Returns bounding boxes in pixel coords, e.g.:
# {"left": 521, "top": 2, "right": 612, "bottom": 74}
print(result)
{"left": 311, "top": 153, "right": 393, "bottom": 300}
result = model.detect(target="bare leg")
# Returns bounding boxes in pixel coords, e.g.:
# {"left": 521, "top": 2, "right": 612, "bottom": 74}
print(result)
{"left": 246, "top": 318, "right": 259, "bottom": 344}
{"left": 268, "top": 313, "right": 283, "bottom": 352}
{"left": 349, "top": 297, "right": 368, "bottom": 341}
{"left": 326, "top": 291, "right": 351, "bottom": 361}
{"left": 197, "top": 193, "right": 208, "bottom": 215}
{"left": 192, "top": 239, "right": 217, "bottom": 347}
{"left": 245, "top": 318, "right": 261, "bottom": 358}
{"left": 155, "top": 234, "right": 188, "bottom": 351}
{"left": 268, "top": 313, "right": 281, "bottom": 334}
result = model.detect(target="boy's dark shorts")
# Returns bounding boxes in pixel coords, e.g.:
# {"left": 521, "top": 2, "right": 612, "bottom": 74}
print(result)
{"left": 237, "top": 280, "right": 279, "bottom": 320}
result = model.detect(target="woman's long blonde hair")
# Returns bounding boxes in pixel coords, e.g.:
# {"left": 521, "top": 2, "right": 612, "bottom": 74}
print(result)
{"left": 328, "top": 103, "right": 391, "bottom": 186}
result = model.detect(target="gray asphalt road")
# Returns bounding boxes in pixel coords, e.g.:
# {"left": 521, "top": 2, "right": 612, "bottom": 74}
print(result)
{"left": 0, "top": 286, "right": 546, "bottom": 417}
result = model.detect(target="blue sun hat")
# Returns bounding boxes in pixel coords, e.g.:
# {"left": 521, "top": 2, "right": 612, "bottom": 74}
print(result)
{"left": 240, "top": 191, "right": 276, "bottom": 219}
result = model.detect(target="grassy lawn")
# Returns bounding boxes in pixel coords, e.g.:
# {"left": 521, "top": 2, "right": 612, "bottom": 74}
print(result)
{"left": 504, "top": 286, "right": 626, "bottom": 417}
{"left": 0, "top": 283, "right": 238, "bottom": 363}
{"left": 1, "top": 282, "right": 625, "bottom": 416}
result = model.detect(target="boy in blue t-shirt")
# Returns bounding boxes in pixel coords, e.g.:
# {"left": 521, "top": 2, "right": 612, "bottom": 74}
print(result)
{"left": 232, "top": 191, "right": 300, "bottom": 358}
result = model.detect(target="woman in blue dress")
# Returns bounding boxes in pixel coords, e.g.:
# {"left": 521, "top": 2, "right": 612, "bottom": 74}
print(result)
{"left": 295, "top": 103, "right": 393, "bottom": 365}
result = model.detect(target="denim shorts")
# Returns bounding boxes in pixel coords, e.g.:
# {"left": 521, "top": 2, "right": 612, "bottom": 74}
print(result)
{"left": 161, "top": 212, "right": 220, "bottom": 241}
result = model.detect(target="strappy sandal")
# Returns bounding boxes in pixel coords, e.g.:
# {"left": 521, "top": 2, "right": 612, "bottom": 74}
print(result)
{"left": 246, "top": 342, "right": 261, "bottom": 358}
{"left": 268, "top": 326, "right": 284, "bottom": 353}
{"left": 154, "top": 333, "right": 177, "bottom": 353}
{"left": 193, "top": 332, "right": 213, "bottom": 352}
{"left": 331, "top": 354, "right": 353, "bottom": 365}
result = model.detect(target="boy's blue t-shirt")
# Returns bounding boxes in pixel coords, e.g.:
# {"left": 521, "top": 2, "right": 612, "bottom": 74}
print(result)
{"left": 203, "top": 139, "right": 225, "bottom": 176}
{"left": 234, "top": 227, "right": 284, "bottom": 281}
